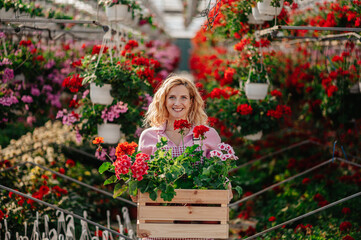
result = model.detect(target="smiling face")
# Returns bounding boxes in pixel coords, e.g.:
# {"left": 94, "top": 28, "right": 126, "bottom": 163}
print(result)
{"left": 166, "top": 85, "right": 192, "bottom": 122}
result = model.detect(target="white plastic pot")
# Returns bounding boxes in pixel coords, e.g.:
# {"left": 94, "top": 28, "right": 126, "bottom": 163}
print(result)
{"left": 257, "top": 0, "right": 284, "bottom": 16}
{"left": 252, "top": 6, "right": 274, "bottom": 21}
{"left": 244, "top": 130, "right": 263, "bottom": 141}
{"left": 247, "top": 14, "right": 264, "bottom": 25}
{"left": 90, "top": 82, "right": 113, "bottom": 105}
{"left": 245, "top": 82, "right": 269, "bottom": 100}
{"left": 97, "top": 123, "right": 122, "bottom": 144}
{"left": 105, "top": 4, "right": 129, "bottom": 22}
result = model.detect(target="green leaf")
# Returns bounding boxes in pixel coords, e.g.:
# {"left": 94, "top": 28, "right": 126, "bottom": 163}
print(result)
{"left": 149, "top": 190, "right": 158, "bottom": 201}
{"left": 98, "top": 162, "right": 111, "bottom": 174}
{"left": 104, "top": 175, "right": 117, "bottom": 185}
{"left": 113, "top": 183, "right": 128, "bottom": 198}
{"left": 128, "top": 180, "right": 138, "bottom": 196}
{"left": 235, "top": 186, "right": 243, "bottom": 196}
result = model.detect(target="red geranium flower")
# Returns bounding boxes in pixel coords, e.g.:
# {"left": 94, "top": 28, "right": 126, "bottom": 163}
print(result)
{"left": 271, "top": 89, "right": 282, "bottom": 97}
{"left": 66, "top": 159, "right": 75, "bottom": 167}
{"left": 237, "top": 104, "right": 253, "bottom": 115}
{"left": 268, "top": 216, "right": 276, "bottom": 222}
{"left": 340, "top": 221, "right": 352, "bottom": 232}
{"left": 342, "top": 207, "right": 351, "bottom": 215}
{"left": 59, "top": 168, "right": 65, "bottom": 174}
{"left": 302, "top": 178, "right": 310, "bottom": 185}
{"left": 342, "top": 235, "right": 354, "bottom": 240}
{"left": 193, "top": 125, "right": 210, "bottom": 138}
{"left": 174, "top": 119, "right": 192, "bottom": 131}
{"left": 115, "top": 142, "right": 138, "bottom": 157}
{"left": 93, "top": 137, "right": 104, "bottom": 145}
{"left": 0, "top": 210, "right": 4, "bottom": 220}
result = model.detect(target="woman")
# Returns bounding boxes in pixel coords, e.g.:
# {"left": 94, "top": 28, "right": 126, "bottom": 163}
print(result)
{"left": 137, "top": 75, "right": 226, "bottom": 240}
{"left": 138, "top": 75, "right": 221, "bottom": 157}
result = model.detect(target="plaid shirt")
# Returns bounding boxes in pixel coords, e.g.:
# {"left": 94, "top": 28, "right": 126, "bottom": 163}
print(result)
{"left": 138, "top": 123, "right": 221, "bottom": 158}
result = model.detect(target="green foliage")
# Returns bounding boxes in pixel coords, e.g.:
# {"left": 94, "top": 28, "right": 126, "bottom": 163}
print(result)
{"left": 99, "top": 138, "right": 239, "bottom": 202}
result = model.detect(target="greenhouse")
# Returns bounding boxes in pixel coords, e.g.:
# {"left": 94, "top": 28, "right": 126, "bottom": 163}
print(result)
{"left": 0, "top": 0, "right": 360, "bottom": 239}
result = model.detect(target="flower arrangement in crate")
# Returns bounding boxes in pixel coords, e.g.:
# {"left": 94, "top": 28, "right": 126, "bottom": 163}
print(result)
{"left": 93, "top": 119, "right": 242, "bottom": 201}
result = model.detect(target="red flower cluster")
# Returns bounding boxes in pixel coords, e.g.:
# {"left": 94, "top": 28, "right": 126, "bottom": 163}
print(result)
{"left": 313, "top": 193, "right": 329, "bottom": 207}
{"left": 62, "top": 74, "right": 83, "bottom": 93}
{"left": 114, "top": 155, "right": 132, "bottom": 178}
{"left": 66, "top": 159, "right": 75, "bottom": 167}
{"left": 174, "top": 119, "right": 192, "bottom": 130}
{"left": 271, "top": 89, "right": 282, "bottom": 97}
{"left": 222, "top": 68, "right": 236, "bottom": 86}
{"left": 71, "top": 59, "right": 82, "bottom": 68}
{"left": 302, "top": 177, "right": 310, "bottom": 185}
{"left": 268, "top": 216, "right": 276, "bottom": 222}
{"left": 209, "top": 88, "right": 231, "bottom": 99}
{"left": 237, "top": 104, "right": 253, "bottom": 115}
{"left": 253, "top": 39, "right": 271, "bottom": 48}
{"left": 69, "top": 99, "right": 79, "bottom": 108}
{"left": 342, "top": 235, "right": 355, "bottom": 240}
{"left": 19, "top": 40, "right": 32, "bottom": 47}
{"left": 342, "top": 207, "right": 351, "bottom": 215}
{"left": 294, "top": 223, "right": 313, "bottom": 233}
{"left": 130, "top": 153, "right": 150, "bottom": 181}
{"left": 124, "top": 40, "right": 139, "bottom": 51}
{"left": 27, "top": 185, "right": 50, "bottom": 206}
{"left": 332, "top": 55, "right": 343, "bottom": 62}
{"left": 52, "top": 185, "right": 68, "bottom": 197}
{"left": 234, "top": 38, "right": 251, "bottom": 52}
{"left": 193, "top": 125, "right": 210, "bottom": 138}
{"left": 340, "top": 221, "right": 352, "bottom": 232}
{"left": 267, "top": 105, "right": 292, "bottom": 119}
{"left": 0, "top": 210, "right": 4, "bottom": 221}
{"left": 115, "top": 141, "right": 138, "bottom": 157}
{"left": 91, "top": 45, "right": 108, "bottom": 55}
{"left": 93, "top": 137, "right": 104, "bottom": 145}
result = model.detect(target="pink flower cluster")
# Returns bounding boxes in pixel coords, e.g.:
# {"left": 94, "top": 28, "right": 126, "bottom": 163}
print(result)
{"left": 101, "top": 101, "right": 128, "bottom": 122}
{"left": 113, "top": 153, "right": 149, "bottom": 181}
{"left": 210, "top": 143, "right": 238, "bottom": 161}
{"left": 56, "top": 109, "right": 80, "bottom": 126}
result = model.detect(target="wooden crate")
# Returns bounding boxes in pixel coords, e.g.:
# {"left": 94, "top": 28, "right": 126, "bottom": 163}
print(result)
{"left": 137, "top": 189, "right": 230, "bottom": 239}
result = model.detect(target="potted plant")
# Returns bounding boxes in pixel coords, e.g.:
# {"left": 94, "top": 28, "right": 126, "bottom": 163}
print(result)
{"left": 59, "top": 41, "right": 158, "bottom": 143}
{"left": 98, "top": 0, "right": 131, "bottom": 22}
{"left": 257, "top": 0, "right": 285, "bottom": 16}
{"left": 93, "top": 120, "right": 242, "bottom": 238}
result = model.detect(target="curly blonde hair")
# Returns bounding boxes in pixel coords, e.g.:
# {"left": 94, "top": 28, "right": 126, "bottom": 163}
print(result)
{"left": 144, "top": 75, "right": 208, "bottom": 127}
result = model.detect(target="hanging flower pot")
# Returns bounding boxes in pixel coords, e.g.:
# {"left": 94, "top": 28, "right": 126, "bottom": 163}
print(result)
{"left": 244, "top": 68, "right": 270, "bottom": 100}
{"left": 244, "top": 130, "right": 263, "bottom": 141}
{"left": 247, "top": 14, "right": 264, "bottom": 25}
{"left": 90, "top": 82, "right": 114, "bottom": 105}
{"left": 105, "top": 4, "right": 129, "bottom": 22}
{"left": 245, "top": 82, "right": 269, "bottom": 100}
{"left": 257, "top": 0, "right": 284, "bottom": 16}
{"left": 97, "top": 123, "right": 122, "bottom": 144}
{"left": 252, "top": 6, "right": 274, "bottom": 21}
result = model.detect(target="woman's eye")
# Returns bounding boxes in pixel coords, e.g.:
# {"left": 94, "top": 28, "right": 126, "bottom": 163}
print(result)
{"left": 182, "top": 96, "right": 188, "bottom": 99}
{"left": 169, "top": 96, "right": 175, "bottom": 99}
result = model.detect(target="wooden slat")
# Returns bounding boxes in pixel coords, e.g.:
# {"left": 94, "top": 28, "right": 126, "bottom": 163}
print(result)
{"left": 137, "top": 223, "right": 229, "bottom": 239}
{"left": 138, "top": 189, "right": 229, "bottom": 204}
{"left": 139, "top": 205, "right": 228, "bottom": 221}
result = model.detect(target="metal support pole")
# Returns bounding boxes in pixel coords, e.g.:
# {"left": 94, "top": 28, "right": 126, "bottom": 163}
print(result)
{"left": 0, "top": 184, "right": 133, "bottom": 240}
{"left": 0, "top": 161, "right": 137, "bottom": 207}
{"left": 243, "top": 191, "right": 361, "bottom": 240}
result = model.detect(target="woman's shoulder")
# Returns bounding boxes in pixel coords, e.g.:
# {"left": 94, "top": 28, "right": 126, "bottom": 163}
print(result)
{"left": 139, "top": 126, "right": 161, "bottom": 140}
